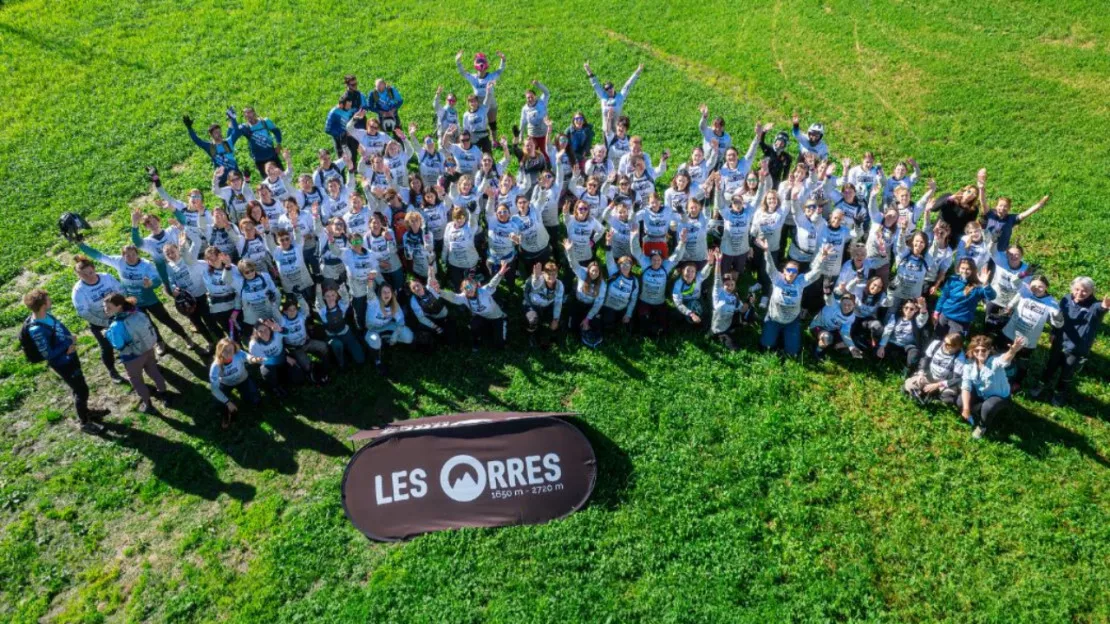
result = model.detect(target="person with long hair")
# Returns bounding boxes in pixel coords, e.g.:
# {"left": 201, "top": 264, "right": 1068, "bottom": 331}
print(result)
{"left": 929, "top": 168, "right": 987, "bottom": 250}
{"left": 570, "top": 258, "right": 607, "bottom": 348}
{"left": 104, "top": 293, "right": 170, "bottom": 414}
{"left": 163, "top": 234, "right": 219, "bottom": 350}
{"left": 904, "top": 333, "right": 965, "bottom": 406}
{"left": 364, "top": 280, "right": 414, "bottom": 375}
{"left": 408, "top": 276, "right": 455, "bottom": 347}
{"left": 877, "top": 297, "right": 930, "bottom": 374}
{"left": 278, "top": 297, "right": 329, "bottom": 385}
{"left": 960, "top": 334, "right": 1025, "bottom": 439}
{"left": 234, "top": 258, "right": 281, "bottom": 342}
{"left": 248, "top": 318, "right": 303, "bottom": 397}
{"left": 933, "top": 258, "right": 996, "bottom": 338}
{"left": 209, "top": 338, "right": 261, "bottom": 429}
{"left": 523, "top": 261, "right": 565, "bottom": 348}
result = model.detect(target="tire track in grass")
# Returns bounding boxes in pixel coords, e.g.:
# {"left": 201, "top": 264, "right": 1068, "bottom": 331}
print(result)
{"left": 852, "top": 19, "right": 919, "bottom": 141}
{"left": 601, "top": 29, "right": 780, "bottom": 118}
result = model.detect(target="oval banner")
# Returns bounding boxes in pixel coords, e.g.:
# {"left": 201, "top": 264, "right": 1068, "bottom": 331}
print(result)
{"left": 342, "top": 413, "right": 597, "bottom": 541}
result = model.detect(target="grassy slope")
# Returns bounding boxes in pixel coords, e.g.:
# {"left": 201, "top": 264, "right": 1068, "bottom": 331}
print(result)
{"left": 2, "top": 0, "right": 1110, "bottom": 621}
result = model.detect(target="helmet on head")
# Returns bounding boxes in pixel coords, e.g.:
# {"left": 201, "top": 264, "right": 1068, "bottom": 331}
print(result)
{"left": 58, "top": 212, "right": 91, "bottom": 242}
{"left": 808, "top": 123, "right": 825, "bottom": 137}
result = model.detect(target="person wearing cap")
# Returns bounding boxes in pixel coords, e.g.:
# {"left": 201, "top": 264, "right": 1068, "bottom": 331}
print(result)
{"left": 367, "top": 79, "right": 404, "bottom": 133}
{"left": 791, "top": 112, "right": 828, "bottom": 160}
{"left": 758, "top": 126, "right": 793, "bottom": 188}
{"left": 433, "top": 85, "right": 460, "bottom": 142}
{"left": 183, "top": 115, "right": 242, "bottom": 185}
{"left": 518, "top": 80, "right": 551, "bottom": 156}
{"left": 584, "top": 61, "right": 643, "bottom": 135}
{"left": 228, "top": 106, "right": 284, "bottom": 177}
{"left": 456, "top": 50, "right": 506, "bottom": 140}
{"left": 698, "top": 104, "right": 732, "bottom": 154}
{"left": 325, "top": 95, "right": 357, "bottom": 159}
{"left": 759, "top": 247, "right": 828, "bottom": 356}
{"left": 24, "top": 288, "right": 111, "bottom": 433}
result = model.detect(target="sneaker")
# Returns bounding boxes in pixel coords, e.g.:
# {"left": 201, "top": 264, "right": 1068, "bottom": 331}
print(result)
{"left": 87, "top": 408, "right": 110, "bottom": 423}
{"left": 155, "top": 342, "right": 168, "bottom": 357}
{"left": 758, "top": 296, "right": 769, "bottom": 309}
{"left": 139, "top": 401, "right": 157, "bottom": 415}
{"left": 971, "top": 426, "right": 985, "bottom": 440}
{"left": 109, "top": 371, "right": 127, "bottom": 385}
{"left": 80, "top": 421, "right": 105, "bottom": 435}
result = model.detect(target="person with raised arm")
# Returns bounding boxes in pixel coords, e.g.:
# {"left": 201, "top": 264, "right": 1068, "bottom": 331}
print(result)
{"left": 585, "top": 60, "right": 643, "bottom": 134}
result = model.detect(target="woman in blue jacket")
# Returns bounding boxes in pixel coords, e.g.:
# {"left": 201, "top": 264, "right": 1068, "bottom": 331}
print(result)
{"left": 933, "top": 258, "right": 996, "bottom": 338}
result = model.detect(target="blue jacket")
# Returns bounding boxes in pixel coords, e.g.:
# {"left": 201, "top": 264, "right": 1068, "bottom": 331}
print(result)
{"left": 325, "top": 106, "right": 354, "bottom": 139}
{"left": 935, "top": 278, "right": 996, "bottom": 324}
{"left": 1054, "top": 295, "right": 1107, "bottom": 356}
{"left": 367, "top": 87, "right": 403, "bottom": 113}
{"left": 187, "top": 126, "right": 241, "bottom": 171}
{"left": 231, "top": 117, "right": 282, "bottom": 162}
{"left": 28, "top": 314, "right": 76, "bottom": 366}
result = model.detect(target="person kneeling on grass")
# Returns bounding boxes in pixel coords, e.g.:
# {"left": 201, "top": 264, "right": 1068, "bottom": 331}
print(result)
{"left": 364, "top": 279, "right": 414, "bottom": 376}
{"left": 523, "top": 261, "right": 564, "bottom": 349}
{"left": 904, "top": 333, "right": 965, "bottom": 406}
{"left": 22, "top": 288, "right": 110, "bottom": 433}
{"left": 709, "top": 249, "right": 756, "bottom": 351}
{"left": 809, "top": 293, "right": 863, "bottom": 360}
{"left": 437, "top": 261, "right": 511, "bottom": 352}
{"left": 960, "top": 334, "right": 1025, "bottom": 439}
{"left": 210, "top": 338, "right": 261, "bottom": 430}
{"left": 877, "top": 297, "right": 929, "bottom": 375}
{"left": 248, "top": 318, "right": 303, "bottom": 398}
{"left": 279, "top": 297, "right": 329, "bottom": 385}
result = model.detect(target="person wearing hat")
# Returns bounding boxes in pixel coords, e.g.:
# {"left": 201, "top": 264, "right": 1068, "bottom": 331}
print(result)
{"left": 183, "top": 115, "right": 241, "bottom": 185}
{"left": 24, "top": 288, "right": 111, "bottom": 433}
{"left": 457, "top": 50, "right": 506, "bottom": 141}
{"left": 758, "top": 126, "right": 793, "bottom": 188}
{"left": 791, "top": 112, "right": 828, "bottom": 160}
{"left": 584, "top": 60, "right": 643, "bottom": 135}
{"left": 325, "top": 95, "right": 358, "bottom": 159}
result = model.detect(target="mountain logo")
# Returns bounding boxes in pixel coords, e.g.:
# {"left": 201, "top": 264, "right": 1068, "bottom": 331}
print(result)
{"left": 440, "top": 454, "right": 487, "bottom": 502}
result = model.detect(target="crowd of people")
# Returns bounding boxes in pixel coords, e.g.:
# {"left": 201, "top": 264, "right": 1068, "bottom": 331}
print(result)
{"left": 21, "top": 52, "right": 1109, "bottom": 439}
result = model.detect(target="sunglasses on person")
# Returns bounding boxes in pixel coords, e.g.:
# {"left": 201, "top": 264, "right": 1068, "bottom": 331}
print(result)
{"left": 574, "top": 116, "right": 585, "bottom": 121}
{"left": 784, "top": 267, "right": 799, "bottom": 275}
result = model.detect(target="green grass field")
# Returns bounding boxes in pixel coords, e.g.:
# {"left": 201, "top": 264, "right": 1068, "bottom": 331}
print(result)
{"left": 3, "top": 0, "right": 1110, "bottom": 621}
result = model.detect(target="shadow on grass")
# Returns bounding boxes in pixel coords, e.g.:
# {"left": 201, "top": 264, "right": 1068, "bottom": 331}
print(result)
{"left": 996, "top": 402, "right": 1110, "bottom": 468}
{"left": 100, "top": 422, "right": 256, "bottom": 502}
{"left": 568, "top": 417, "right": 634, "bottom": 511}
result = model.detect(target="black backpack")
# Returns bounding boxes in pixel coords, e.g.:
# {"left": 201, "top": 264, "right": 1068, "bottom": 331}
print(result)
{"left": 19, "top": 316, "right": 50, "bottom": 363}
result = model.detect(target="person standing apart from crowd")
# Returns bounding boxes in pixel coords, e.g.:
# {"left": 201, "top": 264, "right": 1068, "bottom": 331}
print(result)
{"left": 584, "top": 60, "right": 642, "bottom": 135}
{"left": 183, "top": 115, "right": 241, "bottom": 184}
{"left": 23, "top": 289, "right": 110, "bottom": 433}
{"left": 791, "top": 112, "right": 828, "bottom": 159}
{"left": 367, "top": 79, "right": 404, "bottom": 133}
{"left": 228, "top": 106, "right": 283, "bottom": 177}
{"left": 324, "top": 95, "right": 356, "bottom": 158}
{"left": 457, "top": 50, "right": 506, "bottom": 141}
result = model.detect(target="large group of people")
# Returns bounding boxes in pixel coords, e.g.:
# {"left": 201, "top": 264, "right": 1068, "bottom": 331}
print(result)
{"left": 22, "top": 52, "right": 1109, "bottom": 439}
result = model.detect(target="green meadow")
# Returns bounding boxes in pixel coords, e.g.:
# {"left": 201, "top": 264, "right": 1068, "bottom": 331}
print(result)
{"left": 1, "top": 0, "right": 1109, "bottom": 621}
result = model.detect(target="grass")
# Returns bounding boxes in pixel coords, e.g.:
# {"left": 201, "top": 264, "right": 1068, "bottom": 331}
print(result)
{"left": 2, "top": 0, "right": 1110, "bottom": 621}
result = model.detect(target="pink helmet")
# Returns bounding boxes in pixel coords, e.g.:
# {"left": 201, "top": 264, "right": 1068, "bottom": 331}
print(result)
{"left": 474, "top": 52, "right": 489, "bottom": 71}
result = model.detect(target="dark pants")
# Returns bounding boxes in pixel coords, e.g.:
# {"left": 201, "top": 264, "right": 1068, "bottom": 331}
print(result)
{"left": 183, "top": 294, "right": 219, "bottom": 344}
{"left": 958, "top": 393, "right": 1010, "bottom": 431}
{"left": 934, "top": 314, "right": 969, "bottom": 339}
{"left": 254, "top": 156, "right": 285, "bottom": 179}
{"left": 51, "top": 357, "right": 91, "bottom": 423}
{"left": 1045, "top": 339, "right": 1086, "bottom": 396}
{"left": 208, "top": 309, "right": 237, "bottom": 342}
{"left": 636, "top": 301, "right": 669, "bottom": 337}
{"left": 713, "top": 330, "right": 741, "bottom": 351}
{"left": 885, "top": 343, "right": 922, "bottom": 372}
{"left": 470, "top": 315, "right": 507, "bottom": 349}
{"left": 334, "top": 135, "right": 360, "bottom": 160}
{"left": 142, "top": 302, "right": 191, "bottom": 345}
{"left": 88, "top": 324, "right": 117, "bottom": 375}
{"left": 761, "top": 318, "right": 802, "bottom": 355}
{"left": 720, "top": 252, "right": 748, "bottom": 279}
{"left": 260, "top": 359, "right": 304, "bottom": 391}
{"left": 851, "top": 318, "right": 885, "bottom": 350}
{"left": 215, "top": 378, "right": 261, "bottom": 416}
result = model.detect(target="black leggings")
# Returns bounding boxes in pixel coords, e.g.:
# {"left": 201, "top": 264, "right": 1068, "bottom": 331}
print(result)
{"left": 470, "top": 316, "right": 507, "bottom": 349}
{"left": 958, "top": 393, "right": 1011, "bottom": 431}
{"left": 51, "top": 358, "right": 91, "bottom": 423}
{"left": 1045, "top": 339, "right": 1086, "bottom": 396}
{"left": 141, "top": 302, "right": 191, "bottom": 345}
{"left": 88, "top": 324, "right": 117, "bottom": 374}
{"left": 182, "top": 294, "right": 220, "bottom": 344}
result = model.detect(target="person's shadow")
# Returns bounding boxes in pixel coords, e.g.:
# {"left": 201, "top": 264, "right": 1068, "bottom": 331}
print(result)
{"left": 100, "top": 422, "right": 255, "bottom": 502}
